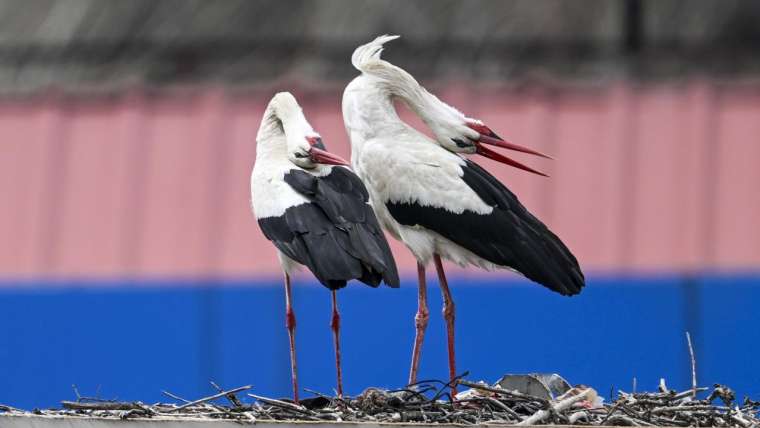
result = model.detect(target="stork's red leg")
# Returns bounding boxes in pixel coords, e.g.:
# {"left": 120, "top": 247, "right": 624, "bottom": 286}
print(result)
{"left": 284, "top": 273, "right": 299, "bottom": 403}
{"left": 433, "top": 254, "right": 457, "bottom": 398}
{"left": 330, "top": 290, "right": 344, "bottom": 397}
{"left": 408, "top": 262, "right": 430, "bottom": 385}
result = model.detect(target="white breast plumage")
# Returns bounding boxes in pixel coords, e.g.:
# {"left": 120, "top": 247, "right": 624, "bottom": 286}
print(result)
{"left": 360, "top": 136, "right": 494, "bottom": 216}
{"left": 250, "top": 160, "right": 309, "bottom": 219}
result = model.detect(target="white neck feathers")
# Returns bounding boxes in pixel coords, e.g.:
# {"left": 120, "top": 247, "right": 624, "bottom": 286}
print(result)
{"left": 256, "top": 92, "right": 314, "bottom": 159}
{"left": 350, "top": 35, "right": 465, "bottom": 131}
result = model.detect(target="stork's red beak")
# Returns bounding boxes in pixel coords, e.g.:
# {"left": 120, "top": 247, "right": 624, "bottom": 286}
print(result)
{"left": 475, "top": 145, "right": 548, "bottom": 177}
{"left": 309, "top": 146, "right": 350, "bottom": 166}
{"left": 466, "top": 121, "right": 550, "bottom": 177}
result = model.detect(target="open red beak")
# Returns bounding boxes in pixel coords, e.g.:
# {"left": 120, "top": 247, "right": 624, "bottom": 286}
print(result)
{"left": 466, "top": 121, "right": 550, "bottom": 177}
{"left": 309, "top": 146, "right": 350, "bottom": 166}
{"left": 475, "top": 145, "right": 548, "bottom": 177}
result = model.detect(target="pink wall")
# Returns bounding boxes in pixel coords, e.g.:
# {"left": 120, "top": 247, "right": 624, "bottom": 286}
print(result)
{"left": 1, "top": 82, "right": 759, "bottom": 280}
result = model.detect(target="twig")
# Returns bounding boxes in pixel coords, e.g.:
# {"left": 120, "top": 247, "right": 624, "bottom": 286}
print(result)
{"left": 652, "top": 405, "right": 725, "bottom": 414}
{"left": 431, "top": 371, "right": 469, "bottom": 402}
{"left": 210, "top": 381, "right": 244, "bottom": 408}
{"left": 247, "top": 393, "right": 310, "bottom": 413}
{"left": 304, "top": 388, "right": 350, "bottom": 406}
{"left": 673, "top": 387, "right": 709, "bottom": 400}
{"left": 601, "top": 401, "right": 623, "bottom": 425}
{"left": 607, "top": 414, "right": 657, "bottom": 426}
{"left": 568, "top": 410, "right": 589, "bottom": 424}
{"left": 61, "top": 401, "right": 146, "bottom": 411}
{"left": 517, "top": 387, "right": 593, "bottom": 425}
{"left": 164, "top": 385, "right": 251, "bottom": 413}
{"left": 72, "top": 384, "right": 82, "bottom": 401}
{"left": 686, "top": 331, "right": 698, "bottom": 399}
{"left": 731, "top": 412, "right": 752, "bottom": 427}
{"left": 161, "top": 390, "right": 191, "bottom": 403}
{"left": 70, "top": 384, "right": 114, "bottom": 403}
{"left": 485, "top": 397, "right": 520, "bottom": 420}
{"left": 457, "top": 380, "right": 549, "bottom": 405}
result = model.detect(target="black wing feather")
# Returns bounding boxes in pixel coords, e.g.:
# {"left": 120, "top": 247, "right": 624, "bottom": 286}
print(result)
{"left": 386, "top": 160, "right": 584, "bottom": 296}
{"left": 259, "top": 167, "right": 399, "bottom": 290}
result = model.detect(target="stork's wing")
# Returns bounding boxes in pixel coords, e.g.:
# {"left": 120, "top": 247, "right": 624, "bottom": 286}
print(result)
{"left": 258, "top": 166, "right": 399, "bottom": 290}
{"left": 385, "top": 159, "right": 584, "bottom": 296}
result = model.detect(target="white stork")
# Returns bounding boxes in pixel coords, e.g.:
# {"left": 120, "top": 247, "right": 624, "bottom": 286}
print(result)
{"left": 342, "top": 36, "right": 585, "bottom": 395}
{"left": 251, "top": 92, "right": 400, "bottom": 402}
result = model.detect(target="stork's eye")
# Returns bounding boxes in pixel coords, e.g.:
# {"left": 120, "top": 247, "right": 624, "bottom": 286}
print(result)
{"left": 294, "top": 152, "right": 308, "bottom": 159}
{"left": 451, "top": 138, "right": 473, "bottom": 148}
{"left": 311, "top": 137, "right": 325, "bottom": 150}
{"left": 305, "top": 136, "right": 326, "bottom": 150}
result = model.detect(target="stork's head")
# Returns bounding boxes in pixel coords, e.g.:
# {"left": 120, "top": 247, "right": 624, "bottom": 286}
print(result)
{"left": 288, "top": 133, "right": 350, "bottom": 169}
{"left": 350, "top": 35, "right": 550, "bottom": 176}
{"left": 268, "top": 92, "right": 350, "bottom": 169}
{"left": 430, "top": 111, "right": 551, "bottom": 177}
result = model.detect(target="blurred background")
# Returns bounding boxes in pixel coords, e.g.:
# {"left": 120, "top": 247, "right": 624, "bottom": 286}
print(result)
{"left": 1, "top": 0, "right": 759, "bottom": 409}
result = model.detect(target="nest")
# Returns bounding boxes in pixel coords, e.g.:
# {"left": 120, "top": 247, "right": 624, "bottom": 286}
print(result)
{"left": 1, "top": 378, "right": 759, "bottom": 426}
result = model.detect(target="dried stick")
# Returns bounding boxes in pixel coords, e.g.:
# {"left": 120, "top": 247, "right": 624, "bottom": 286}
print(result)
{"left": 161, "top": 390, "right": 191, "bottom": 403}
{"left": 652, "top": 405, "right": 726, "bottom": 414}
{"left": 485, "top": 397, "right": 520, "bottom": 420}
{"left": 70, "top": 384, "right": 113, "bottom": 403}
{"left": 686, "top": 331, "right": 698, "bottom": 398}
{"left": 303, "top": 387, "right": 351, "bottom": 406}
{"left": 731, "top": 412, "right": 752, "bottom": 427}
{"left": 607, "top": 414, "right": 657, "bottom": 426}
{"left": 247, "top": 393, "right": 310, "bottom": 413}
{"left": 61, "top": 401, "right": 146, "bottom": 411}
{"left": 517, "top": 387, "right": 593, "bottom": 426}
{"left": 164, "top": 385, "right": 251, "bottom": 413}
{"left": 210, "top": 381, "right": 244, "bottom": 408}
{"left": 457, "top": 380, "right": 548, "bottom": 405}
{"left": 673, "top": 387, "right": 709, "bottom": 400}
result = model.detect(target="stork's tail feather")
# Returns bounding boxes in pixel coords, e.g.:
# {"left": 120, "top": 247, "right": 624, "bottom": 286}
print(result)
{"left": 526, "top": 230, "right": 585, "bottom": 296}
{"left": 351, "top": 34, "right": 400, "bottom": 72}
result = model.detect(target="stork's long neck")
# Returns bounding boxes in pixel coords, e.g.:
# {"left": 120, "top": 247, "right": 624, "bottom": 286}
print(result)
{"left": 256, "top": 103, "right": 289, "bottom": 161}
{"left": 257, "top": 93, "right": 317, "bottom": 163}
{"left": 344, "top": 74, "right": 444, "bottom": 144}
{"left": 381, "top": 72, "right": 451, "bottom": 130}
{"left": 354, "top": 57, "right": 456, "bottom": 126}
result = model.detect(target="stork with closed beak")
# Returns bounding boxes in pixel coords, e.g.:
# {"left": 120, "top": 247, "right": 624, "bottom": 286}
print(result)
{"left": 252, "top": 92, "right": 400, "bottom": 402}
{"left": 342, "top": 36, "right": 585, "bottom": 395}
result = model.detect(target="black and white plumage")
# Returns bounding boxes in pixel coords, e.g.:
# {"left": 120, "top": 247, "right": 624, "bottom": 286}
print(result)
{"left": 258, "top": 166, "right": 399, "bottom": 290}
{"left": 387, "top": 159, "right": 582, "bottom": 296}
{"left": 342, "top": 35, "right": 585, "bottom": 389}
{"left": 251, "top": 92, "right": 399, "bottom": 402}
{"left": 252, "top": 92, "right": 399, "bottom": 291}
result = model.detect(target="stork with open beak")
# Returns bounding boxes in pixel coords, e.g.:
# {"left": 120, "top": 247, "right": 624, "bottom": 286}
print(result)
{"left": 342, "top": 36, "right": 585, "bottom": 395}
{"left": 251, "top": 92, "right": 400, "bottom": 402}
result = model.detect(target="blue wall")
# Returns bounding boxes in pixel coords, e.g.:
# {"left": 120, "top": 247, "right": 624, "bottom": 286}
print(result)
{"left": 1, "top": 274, "right": 759, "bottom": 409}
